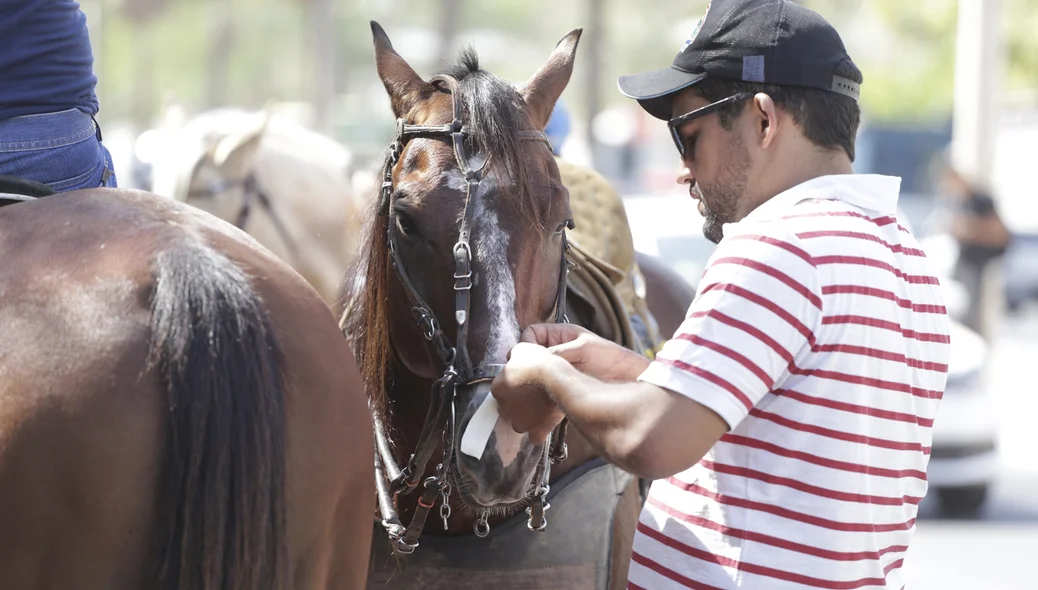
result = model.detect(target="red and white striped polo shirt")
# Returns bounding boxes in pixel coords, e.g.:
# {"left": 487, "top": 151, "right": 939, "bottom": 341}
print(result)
{"left": 631, "top": 174, "right": 950, "bottom": 589}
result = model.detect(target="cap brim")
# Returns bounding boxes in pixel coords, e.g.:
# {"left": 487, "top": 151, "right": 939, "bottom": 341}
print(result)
{"left": 618, "top": 67, "right": 706, "bottom": 120}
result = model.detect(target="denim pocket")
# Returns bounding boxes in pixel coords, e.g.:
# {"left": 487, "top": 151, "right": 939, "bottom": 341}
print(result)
{"left": 46, "top": 155, "right": 104, "bottom": 191}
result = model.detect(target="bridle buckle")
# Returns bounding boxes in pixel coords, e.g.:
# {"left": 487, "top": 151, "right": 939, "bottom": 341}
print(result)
{"left": 413, "top": 307, "right": 440, "bottom": 341}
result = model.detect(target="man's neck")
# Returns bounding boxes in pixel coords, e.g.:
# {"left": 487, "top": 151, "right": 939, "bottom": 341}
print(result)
{"left": 743, "top": 148, "right": 853, "bottom": 218}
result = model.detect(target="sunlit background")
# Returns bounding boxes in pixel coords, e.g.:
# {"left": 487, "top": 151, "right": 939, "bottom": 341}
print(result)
{"left": 81, "top": 1, "right": 1037, "bottom": 587}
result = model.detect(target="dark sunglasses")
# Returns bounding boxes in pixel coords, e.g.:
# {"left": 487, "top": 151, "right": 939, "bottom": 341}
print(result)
{"left": 667, "top": 92, "right": 754, "bottom": 158}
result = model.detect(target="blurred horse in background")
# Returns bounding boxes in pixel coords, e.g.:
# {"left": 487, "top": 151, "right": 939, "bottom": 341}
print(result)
{"left": 139, "top": 105, "right": 367, "bottom": 305}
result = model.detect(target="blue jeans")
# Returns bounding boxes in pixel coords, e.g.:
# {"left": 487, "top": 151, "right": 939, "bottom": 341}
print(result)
{"left": 0, "top": 108, "right": 117, "bottom": 192}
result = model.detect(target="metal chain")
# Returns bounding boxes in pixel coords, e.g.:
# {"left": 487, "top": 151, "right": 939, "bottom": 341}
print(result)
{"left": 439, "top": 481, "right": 452, "bottom": 530}
{"left": 438, "top": 386, "right": 457, "bottom": 530}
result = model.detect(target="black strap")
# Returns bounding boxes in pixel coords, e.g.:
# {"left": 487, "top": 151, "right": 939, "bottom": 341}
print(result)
{"left": 395, "top": 477, "right": 442, "bottom": 553}
{"left": 0, "top": 193, "right": 38, "bottom": 206}
{"left": 232, "top": 175, "right": 302, "bottom": 263}
{"left": 394, "top": 374, "right": 456, "bottom": 493}
{"left": 0, "top": 174, "right": 56, "bottom": 198}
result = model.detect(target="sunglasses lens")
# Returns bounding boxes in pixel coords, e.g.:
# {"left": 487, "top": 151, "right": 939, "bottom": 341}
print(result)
{"left": 671, "top": 127, "right": 684, "bottom": 157}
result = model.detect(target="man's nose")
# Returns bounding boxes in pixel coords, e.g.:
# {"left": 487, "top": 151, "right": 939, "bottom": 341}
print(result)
{"left": 677, "top": 161, "right": 695, "bottom": 186}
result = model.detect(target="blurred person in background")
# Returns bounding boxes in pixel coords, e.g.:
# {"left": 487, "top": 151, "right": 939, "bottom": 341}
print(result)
{"left": 544, "top": 98, "right": 572, "bottom": 157}
{"left": 939, "top": 159, "right": 1010, "bottom": 337}
{"left": 0, "top": 0, "right": 117, "bottom": 192}
{"left": 490, "top": 0, "right": 950, "bottom": 587}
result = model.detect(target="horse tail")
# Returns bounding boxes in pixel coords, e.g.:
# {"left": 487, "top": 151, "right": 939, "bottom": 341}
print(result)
{"left": 147, "top": 244, "right": 289, "bottom": 590}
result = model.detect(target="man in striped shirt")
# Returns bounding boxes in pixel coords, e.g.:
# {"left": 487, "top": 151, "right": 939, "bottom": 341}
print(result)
{"left": 491, "top": 0, "right": 951, "bottom": 588}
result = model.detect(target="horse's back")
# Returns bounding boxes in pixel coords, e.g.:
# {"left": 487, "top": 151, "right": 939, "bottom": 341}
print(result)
{"left": 0, "top": 189, "right": 373, "bottom": 589}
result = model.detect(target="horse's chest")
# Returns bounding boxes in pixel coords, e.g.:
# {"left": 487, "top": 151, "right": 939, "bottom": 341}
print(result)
{"left": 367, "top": 461, "right": 636, "bottom": 590}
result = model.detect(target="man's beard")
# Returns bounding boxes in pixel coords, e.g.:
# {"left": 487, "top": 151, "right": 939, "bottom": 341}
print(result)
{"left": 695, "top": 136, "right": 750, "bottom": 244}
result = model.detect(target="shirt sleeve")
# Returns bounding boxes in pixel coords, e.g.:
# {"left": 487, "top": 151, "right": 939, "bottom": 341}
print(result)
{"left": 637, "top": 225, "right": 822, "bottom": 430}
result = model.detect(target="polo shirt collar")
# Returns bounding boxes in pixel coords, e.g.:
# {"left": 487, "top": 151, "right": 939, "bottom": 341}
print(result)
{"left": 739, "top": 174, "right": 902, "bottom": 224}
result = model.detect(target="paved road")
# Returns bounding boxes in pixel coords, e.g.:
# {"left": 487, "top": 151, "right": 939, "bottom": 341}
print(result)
{"left": 903, "top": 310, "right": 1038, "bottom": 589}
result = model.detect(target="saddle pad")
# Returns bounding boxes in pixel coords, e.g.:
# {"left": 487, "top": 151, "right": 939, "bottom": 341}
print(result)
{"left": 368, "top": 461, "right": 635, "bottom": 590}
{"left": 558, "top": 159, "right": 635, "bottom": 277}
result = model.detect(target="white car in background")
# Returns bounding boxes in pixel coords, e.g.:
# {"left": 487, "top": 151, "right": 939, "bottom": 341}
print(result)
{"left": 623, "top": 192, "right": 998, "bottom": 517}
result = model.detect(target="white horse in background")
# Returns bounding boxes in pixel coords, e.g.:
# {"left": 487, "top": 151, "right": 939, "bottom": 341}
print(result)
{"left": 140, "top": 104, "right": 367, "bottom": 305}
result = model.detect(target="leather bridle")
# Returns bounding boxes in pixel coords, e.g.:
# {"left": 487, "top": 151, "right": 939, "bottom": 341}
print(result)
{"left": 371, "top": 74, "right": 572, "bottom": 555}
{"left": 186, "top": 173, "right": 301, "bottom": 264}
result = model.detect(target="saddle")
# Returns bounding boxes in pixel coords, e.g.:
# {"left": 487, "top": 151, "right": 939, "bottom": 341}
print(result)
{"left": 0, "top": 175, "right": 56, "bottom": 207}
{"left": 558, "top": 159, "right": 661, "bottom": 356}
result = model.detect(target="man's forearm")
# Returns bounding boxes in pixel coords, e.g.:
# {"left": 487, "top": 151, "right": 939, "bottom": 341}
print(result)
{"left": 539, "top": 360, "right": 729, "bottom": 480}
{"left": 542, "top": 364, "right": 667, "bottom": 478}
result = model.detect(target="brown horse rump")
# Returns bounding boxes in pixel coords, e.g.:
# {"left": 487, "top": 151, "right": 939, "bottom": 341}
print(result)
{"left": 368, "top": 460, "right": 636, "bottom": 590}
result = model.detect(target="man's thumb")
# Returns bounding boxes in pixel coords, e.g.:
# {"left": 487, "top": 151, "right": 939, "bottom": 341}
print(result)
{"left": 520, "top": 324, "right": 544, "bottom": 344}
{"left": 547, "top": 337, "right": 584, "bottom": 364}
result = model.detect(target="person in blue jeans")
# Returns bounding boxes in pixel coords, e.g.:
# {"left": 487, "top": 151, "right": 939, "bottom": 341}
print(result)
{"left": 0, "top": 0, "right": 117, "bottom": 192}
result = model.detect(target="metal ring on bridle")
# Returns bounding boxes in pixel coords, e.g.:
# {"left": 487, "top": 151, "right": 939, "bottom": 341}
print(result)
{"left": 474, "top": 511, "right": 491, "bottom": 538}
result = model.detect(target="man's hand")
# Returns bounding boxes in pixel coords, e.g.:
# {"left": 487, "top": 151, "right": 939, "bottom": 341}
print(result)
{"left": 491, "top": 342, "right": 567, "bottom": 444}
{"left": 522, "top": 323, "right": 651, "bottom": 383}
{"left": 495, "top": 326, "right": 729, "bottom": 480}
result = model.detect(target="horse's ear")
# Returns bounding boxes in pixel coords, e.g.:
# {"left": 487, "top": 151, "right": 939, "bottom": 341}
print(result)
{"left": 519, "top": 29, "right": 582, "bottom": 130}
{"left": 371, "top": 20, "right": 432, "bottom": 118}
{"left": 210, "top": 110, "right": 270, "bottom": 179}
{"left": 158, "top": 93, "right": 187, "bottom": 131}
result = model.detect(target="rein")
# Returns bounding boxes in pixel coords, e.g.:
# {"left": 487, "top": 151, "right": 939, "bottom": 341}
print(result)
{"left": 371, "top": 74, "right": 572, "bottom": 555}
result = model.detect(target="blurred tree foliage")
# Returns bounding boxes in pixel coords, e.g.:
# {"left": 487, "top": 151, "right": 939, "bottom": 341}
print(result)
{"left": 826, "top": 0, "right": 960, "bottom": 121}
{"left": 90, "top": 0, "right": 1038, "bottom": 127}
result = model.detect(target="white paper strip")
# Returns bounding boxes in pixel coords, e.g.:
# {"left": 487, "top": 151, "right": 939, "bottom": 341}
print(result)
{"left": 460, "top": 392, "right": 500, "bottom": 459}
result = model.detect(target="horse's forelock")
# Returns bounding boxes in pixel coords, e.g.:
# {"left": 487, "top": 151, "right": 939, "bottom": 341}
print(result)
{"left": 439, "top": 48, "right": 545, "bottom": 226}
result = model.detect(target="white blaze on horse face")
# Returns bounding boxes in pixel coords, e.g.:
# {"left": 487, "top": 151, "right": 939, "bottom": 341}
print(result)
{"left": 471, "top": 176, "right": 520, "bottom": 366}
{"left": 474, "top": 194, "right": 525, "bottom": 467}
{"left": 450, "top": 164, "right": 526, "bottom": 465}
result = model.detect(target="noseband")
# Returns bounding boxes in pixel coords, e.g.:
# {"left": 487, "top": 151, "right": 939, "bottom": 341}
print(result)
{"left": 372, "top": 74, "right": 572, "bottom": 555}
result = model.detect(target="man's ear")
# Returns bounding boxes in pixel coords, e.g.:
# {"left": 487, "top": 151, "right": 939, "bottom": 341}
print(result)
{"left": 753, "top": 93, "right": 780, "bottom": 150}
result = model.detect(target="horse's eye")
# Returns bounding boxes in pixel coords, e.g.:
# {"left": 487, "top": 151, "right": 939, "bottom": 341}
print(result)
{"left": 395, "top": 210, "right": 418, "bottom": 237}
{"left": 553, "top": 219, "right": 574, "bottom": 236}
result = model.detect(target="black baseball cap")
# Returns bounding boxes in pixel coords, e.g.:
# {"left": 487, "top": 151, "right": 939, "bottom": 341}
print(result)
{"left": 618, "top": 0, "right": 862, "bottom": 120}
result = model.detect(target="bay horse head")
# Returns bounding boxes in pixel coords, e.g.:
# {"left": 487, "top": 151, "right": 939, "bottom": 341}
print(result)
{"left": 347, "top": 21, "right": 581, "bottom": 533}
